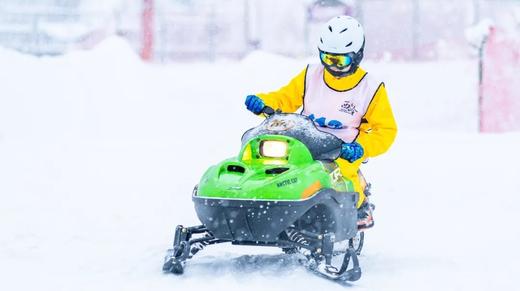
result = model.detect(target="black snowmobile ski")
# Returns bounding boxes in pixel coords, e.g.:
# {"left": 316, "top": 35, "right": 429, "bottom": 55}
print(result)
{"left": 162, "top": 225, "right": 228, "bottom": 274}
{"left": 290, "top": 231, "right": 362, "bottom": 282}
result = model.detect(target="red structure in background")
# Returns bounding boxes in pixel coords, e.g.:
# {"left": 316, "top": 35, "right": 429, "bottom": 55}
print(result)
{"left": 480, "top": 27, "right": 520, "bottom": 132}
{"left": 141, "top": 0, "right": 154, "bottom": 61}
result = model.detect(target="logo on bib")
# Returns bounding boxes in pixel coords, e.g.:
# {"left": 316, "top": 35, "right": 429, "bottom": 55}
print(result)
{"left": 340, "top": 101, "right": 358, "bottom": 116}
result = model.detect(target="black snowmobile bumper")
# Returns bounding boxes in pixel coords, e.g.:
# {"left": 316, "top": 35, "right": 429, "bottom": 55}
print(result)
{"left": 192, "top": 189, "right": 358, "bottom": 243}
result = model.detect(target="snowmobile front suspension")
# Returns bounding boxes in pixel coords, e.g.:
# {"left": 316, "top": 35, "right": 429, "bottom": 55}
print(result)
{"left": 162, "top": 225, "right": 227, "bottom": 274}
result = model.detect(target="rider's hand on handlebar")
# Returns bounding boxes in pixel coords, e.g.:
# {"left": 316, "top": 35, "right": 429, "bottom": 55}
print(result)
{"left": 245, "top": 95, "right": 265, "bottom": 114}
{"left": 340, "top": 142, "right": 364, "bottom": 163}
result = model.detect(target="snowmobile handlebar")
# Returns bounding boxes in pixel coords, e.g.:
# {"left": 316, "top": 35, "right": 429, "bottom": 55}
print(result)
{"left": 261, "top": 106, "right": 276, "bottom": 116}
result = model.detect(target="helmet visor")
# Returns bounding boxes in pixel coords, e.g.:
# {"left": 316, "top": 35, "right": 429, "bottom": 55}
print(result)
{"left": 319, "top": 51, "right": 353, "bottom": 68}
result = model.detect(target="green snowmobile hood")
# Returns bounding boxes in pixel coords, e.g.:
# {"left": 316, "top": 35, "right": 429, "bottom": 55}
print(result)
{"left": 196, "top": 134, "right": 354, "bottom": 201}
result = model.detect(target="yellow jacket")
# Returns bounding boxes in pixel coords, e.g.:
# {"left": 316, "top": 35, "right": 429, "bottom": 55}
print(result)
{"left": 257, "top": 65, "right": 397, "bottom": 159}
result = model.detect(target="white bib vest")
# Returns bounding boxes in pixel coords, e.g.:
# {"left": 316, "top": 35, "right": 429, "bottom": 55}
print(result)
{"left": 301, "top": 64, "right": 383, "bottom": 143}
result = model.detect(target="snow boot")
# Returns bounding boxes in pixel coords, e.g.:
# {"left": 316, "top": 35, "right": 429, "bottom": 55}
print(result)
{"left": 357, "top": 200, "right": 375, "bottom": 230}
{"left": 357, "top": 183, "right": 374, "bottom": 230}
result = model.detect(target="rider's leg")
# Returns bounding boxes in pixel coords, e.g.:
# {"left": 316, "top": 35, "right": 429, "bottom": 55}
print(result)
{"left": 337, "top": 158, "right": 374, "bottom": 229}
{"left": 336, "top": 158, "right": 365, "bottom": 208}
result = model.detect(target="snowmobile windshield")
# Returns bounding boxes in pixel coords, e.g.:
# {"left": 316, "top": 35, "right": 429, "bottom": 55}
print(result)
{"left": 241, "top": 113, "right": 343, "bottom": 161}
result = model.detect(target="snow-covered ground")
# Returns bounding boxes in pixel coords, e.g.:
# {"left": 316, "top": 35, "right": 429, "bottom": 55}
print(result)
{"left": 0, "top": 38, "right": 519, "bottom": 291}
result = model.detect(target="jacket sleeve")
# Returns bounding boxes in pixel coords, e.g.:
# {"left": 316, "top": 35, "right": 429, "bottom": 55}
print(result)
{"left": 356, "top": 83, "right": 397, "bottom": 158}
{"left": 256, "top": 66, "right": 308, "bottom": 113}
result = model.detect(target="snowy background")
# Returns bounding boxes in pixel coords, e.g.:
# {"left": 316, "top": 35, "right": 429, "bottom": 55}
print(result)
{"left": 1, "top": 1, "right": 520, "bottom": 291}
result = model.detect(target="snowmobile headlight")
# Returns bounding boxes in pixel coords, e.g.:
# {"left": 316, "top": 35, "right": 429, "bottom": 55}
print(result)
{"left": 260, "top": 140, "right": 288, "bottom": 158}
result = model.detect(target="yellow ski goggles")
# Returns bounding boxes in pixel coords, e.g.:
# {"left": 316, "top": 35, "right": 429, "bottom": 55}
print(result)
{"left": 319, "top": 51, "right": 353, "bottom": 68}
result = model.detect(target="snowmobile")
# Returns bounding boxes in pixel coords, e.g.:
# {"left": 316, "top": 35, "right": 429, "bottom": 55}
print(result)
{"left": 162, "top": 106, "right": 368, "bottom": 282}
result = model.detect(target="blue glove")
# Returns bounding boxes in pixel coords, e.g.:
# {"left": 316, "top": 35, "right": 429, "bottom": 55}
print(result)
{"left": 340, "top": 142, "right": 364, "bottom": 163}
{"left": 245, "top": 95, "right": 265, "bottom": 114}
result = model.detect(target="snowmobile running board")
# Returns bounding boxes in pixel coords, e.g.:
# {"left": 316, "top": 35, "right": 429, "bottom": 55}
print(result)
{"left": 162, "top": 224, "right": 362, "bottom": 282}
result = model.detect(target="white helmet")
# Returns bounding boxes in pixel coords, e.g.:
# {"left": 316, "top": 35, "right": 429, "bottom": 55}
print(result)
{"left": 318, "top": 16, "right": 365, "bottom": 77}
{"left": 318, "top": 15, "right": 365, "bottom": 54}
